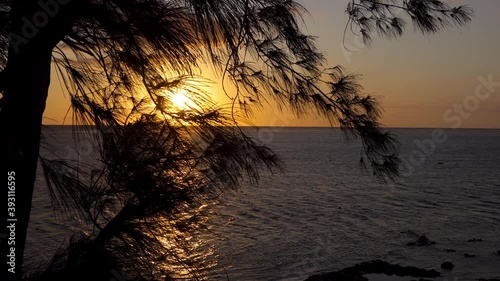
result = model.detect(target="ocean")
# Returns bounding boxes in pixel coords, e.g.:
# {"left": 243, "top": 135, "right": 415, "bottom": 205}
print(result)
{"left": 28, "top": 127, "right": 500, "bottom": 281}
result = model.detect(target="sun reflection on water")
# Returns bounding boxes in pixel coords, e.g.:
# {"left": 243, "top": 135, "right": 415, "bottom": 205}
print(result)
{"left": 151, "top": 204, "right": 220, "bottom": 280}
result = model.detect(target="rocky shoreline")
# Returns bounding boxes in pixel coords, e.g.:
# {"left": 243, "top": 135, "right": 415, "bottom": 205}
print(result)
{"left": 304, "top": 260, "right": 440, "bottom": 281}
{"left": 305, "top": 234, "right": 500, "bottom": 281}
{"left": 305, "top": 260, "right": 500, "bottom": 281}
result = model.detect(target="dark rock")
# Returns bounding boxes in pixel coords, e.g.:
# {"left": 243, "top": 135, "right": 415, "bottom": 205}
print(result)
{"left": 441, "top": 261, "right": 454, "bottom": 270}
{"left": 407, "top": 235, "right": 437, "bottom": 246}
{"left": 305, "top": 271, "right": 367, "bottom": 281}
{"left": 467, "top": 238, "right": 483, "bottom": 242}
{"left": 305, "top": 260, "right": 440, "bottom": 281}
{"left": 495, "top": 250, "right": 500, "bottom": 256}
{"left": 444, "top": 249, "right": 456, "bottom": 253}
{"left": 477, "top": 279, "right": 500, "bottom": 281}
{"left": 417, "top": 235, "right": 430, "bottom": 244}
{"left": 464, "top": 253, "right": 476, "bottom": 258}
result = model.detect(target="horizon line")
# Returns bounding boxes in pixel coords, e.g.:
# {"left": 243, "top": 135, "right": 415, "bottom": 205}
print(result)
{"left": 41, "top": 124, "right": 500, "bottom": 130}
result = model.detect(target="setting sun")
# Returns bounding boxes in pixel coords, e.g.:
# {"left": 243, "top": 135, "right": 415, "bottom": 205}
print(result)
{"left": 171, "top": 91, "right": 193, "bottom": 110}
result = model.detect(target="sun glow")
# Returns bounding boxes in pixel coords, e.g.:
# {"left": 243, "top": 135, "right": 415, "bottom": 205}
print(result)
{"left": 171, "top": 91, "right": 194, "bottom": 110}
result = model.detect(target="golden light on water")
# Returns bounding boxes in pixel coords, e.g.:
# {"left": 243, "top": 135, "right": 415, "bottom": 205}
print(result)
{"left": 150, "top": 204, "right": 218, "bottom": 280}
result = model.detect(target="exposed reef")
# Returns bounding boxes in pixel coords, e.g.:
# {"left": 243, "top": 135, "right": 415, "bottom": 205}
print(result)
{"left": 304, "top": 260, "right": 440, "bottom": 281}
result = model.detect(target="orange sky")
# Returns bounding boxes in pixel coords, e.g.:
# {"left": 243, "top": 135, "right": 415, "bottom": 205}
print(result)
{"left": 43, "top": 0, "right": 500, "bottom": 128}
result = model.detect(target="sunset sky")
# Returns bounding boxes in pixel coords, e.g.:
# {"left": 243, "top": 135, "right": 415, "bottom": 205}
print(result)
{"left": 43, "top": 0, "right": 500, "bottom": 128}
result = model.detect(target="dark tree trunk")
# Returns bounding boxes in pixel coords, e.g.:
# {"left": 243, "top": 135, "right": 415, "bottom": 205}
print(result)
{"left": 0, "top": 46, "right": 53, "bottom": 281}
{"left": 0, "top": 54, "right": 52, "bottom": 281}
{"left": 0, "top": 1, "right": 76, "bottom": 280}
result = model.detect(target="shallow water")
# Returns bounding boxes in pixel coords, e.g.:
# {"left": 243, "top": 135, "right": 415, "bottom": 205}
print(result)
{"left": 28, "top": 127, "right": 500, "bottom": 280}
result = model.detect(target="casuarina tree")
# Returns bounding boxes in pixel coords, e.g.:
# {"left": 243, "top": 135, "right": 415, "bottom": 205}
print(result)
{"left": 0, "top": 1, "right": 472, "bottom": 280}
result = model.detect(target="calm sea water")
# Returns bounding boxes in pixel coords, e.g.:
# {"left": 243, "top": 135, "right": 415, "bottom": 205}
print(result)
{"left": 28, "top": 127, "right": 500, "bottom": 281}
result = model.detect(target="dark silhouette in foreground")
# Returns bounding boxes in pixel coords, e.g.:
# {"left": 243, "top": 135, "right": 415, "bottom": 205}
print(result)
{"left": 305, "top": 260, "right": 440, "bottom": 281}
{"left": 0, "top": 0, "right": 472, "bottom": 280}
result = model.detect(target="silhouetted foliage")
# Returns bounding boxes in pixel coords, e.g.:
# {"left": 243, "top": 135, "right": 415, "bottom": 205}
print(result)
{"left": 0, "top": 0, "right": 472, "bottom": 280}
{"left": 345, "top": 0, "right": 473, "bottom": 45}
